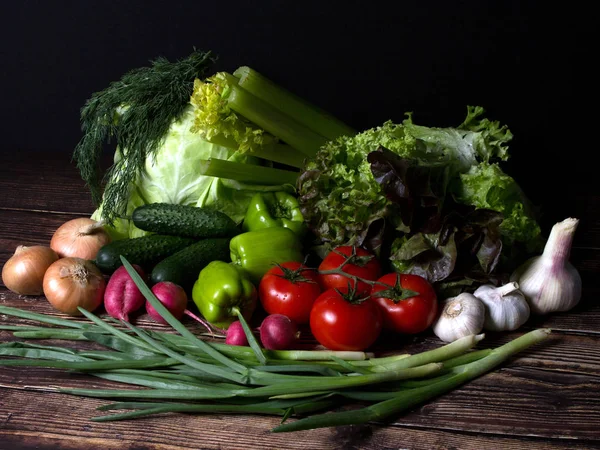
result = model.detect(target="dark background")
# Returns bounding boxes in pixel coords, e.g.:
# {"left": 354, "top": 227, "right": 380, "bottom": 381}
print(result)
{"left": 1, "top": 1, "right": 595, "bottom": 225}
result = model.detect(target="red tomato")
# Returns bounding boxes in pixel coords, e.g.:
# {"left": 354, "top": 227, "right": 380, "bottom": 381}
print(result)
{"left": 258, "top": 261, "right": 321, "bottom": 325}
{"left": 310, "top": 286, "right": 383, "bottom": 351}
{"left": 318, "top": 246, "right": 381, "bottom": 295}
{"left": 370, "top": 273, "right": 438, "bottom": 334}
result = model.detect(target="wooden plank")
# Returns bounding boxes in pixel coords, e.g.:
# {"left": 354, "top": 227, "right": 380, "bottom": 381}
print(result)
{"left": 0, "top": 150, "right": 103, "bottom": 215}
{"left": 2, "top": 400, "right": 598, "bottom": 450}
{"left": 386, "top": 365, "right": 600, "bottom": 440}
{"left": 0, "top": 211, "right": 76, "bottom": 250}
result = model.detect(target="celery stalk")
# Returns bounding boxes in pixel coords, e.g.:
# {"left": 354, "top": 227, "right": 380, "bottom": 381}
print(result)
{"left": 234, "top": 66, "right": 356, "bottom": 141}
{"left": 197, "top": 158, "right": 298, "bottom": 185}
{"left": 208, "top": 134, "right": 306, "bottom": 169}
{"left": 225, "top": 80, "right": 327, "bottom": 158}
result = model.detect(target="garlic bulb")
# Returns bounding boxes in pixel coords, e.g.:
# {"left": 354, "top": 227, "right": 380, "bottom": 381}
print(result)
{"left": 433, "top": 293, "right": 485, "bottom": 343}
{"left": 474, "top": 282, "right": 530, "bottom": 331}
{"left": 511, "top": 217, "right": 582, "bottom": 315}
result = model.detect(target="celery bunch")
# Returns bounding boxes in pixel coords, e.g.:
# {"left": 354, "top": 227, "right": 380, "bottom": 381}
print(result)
{"left": 190, "top": 67, "right": 355, "bottom": 167}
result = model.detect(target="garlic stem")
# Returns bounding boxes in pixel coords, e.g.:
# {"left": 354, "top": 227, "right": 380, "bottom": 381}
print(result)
{"left": 495, "top": 281, "right": 520, "bottom": 297}
{"left": 542, "top": 217, "right": 578, "bottom": 264}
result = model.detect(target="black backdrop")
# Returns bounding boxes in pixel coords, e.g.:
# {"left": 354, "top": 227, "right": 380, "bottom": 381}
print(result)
{"left": 1, "top": 1, "right": 595, "bottom": 224}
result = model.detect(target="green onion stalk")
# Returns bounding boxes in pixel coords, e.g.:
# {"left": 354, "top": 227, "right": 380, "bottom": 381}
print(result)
{"left": 0, "top": 257, "right": 551, "bottom": 432}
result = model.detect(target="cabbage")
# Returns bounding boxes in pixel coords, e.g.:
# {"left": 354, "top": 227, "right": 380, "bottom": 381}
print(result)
{"left": 92, "top": 107, "right": 282, "bottom": 239}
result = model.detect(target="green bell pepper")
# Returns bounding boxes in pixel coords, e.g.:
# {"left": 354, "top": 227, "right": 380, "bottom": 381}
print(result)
{"left": 192, "top": 261, "right": 258, "bottom": 329}
{"left": 242, "top": 192, "right": 306, "bottom": 236}
{"left": 230, "top": 227, "right": 304, "bottom": 284}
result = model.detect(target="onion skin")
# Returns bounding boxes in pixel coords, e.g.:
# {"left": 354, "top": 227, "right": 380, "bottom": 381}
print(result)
{"left": 43, "top": 257, "right": 106, "bottom": 316}
{"left": 50, "top": 218, "right": 111, "bottom": 260}
{"left": 2, "top": 245, "right": 59, "bottom": 295}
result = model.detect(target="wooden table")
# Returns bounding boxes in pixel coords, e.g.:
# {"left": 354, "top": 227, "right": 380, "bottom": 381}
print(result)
{"left": 1, "top": 150, "right": 599, "bottom": 450}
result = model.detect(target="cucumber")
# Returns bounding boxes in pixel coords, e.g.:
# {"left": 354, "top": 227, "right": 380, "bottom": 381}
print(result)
{"left": 95, "top": 234, "right": 196, "bottom": 274}
{"left": 132, "top": 203, "right": 240, "bottom": 239}
{"left": 150, "top": 237, "right": 231, "bottom": 290}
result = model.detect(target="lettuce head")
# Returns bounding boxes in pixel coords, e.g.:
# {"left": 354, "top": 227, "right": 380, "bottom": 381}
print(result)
{"left": 297, "top": 106, "right": 541, "bottom": 283}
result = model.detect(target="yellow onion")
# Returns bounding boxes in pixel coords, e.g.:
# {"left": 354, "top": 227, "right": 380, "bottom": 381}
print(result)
{"left": 1, "top": 245, "right": 59, "bottom": 295}
{"left": 50, "top": 218, "right": 111, "bottom": 260}
{"left": 43, "top": 257, "right": 106, "bottom": 315}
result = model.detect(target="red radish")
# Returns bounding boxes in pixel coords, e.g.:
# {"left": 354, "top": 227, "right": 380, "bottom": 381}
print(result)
{"left": 225, "top": 321, "right": 249, "bottom": 346}
{"left": 259, "top": 314, "right": 299, "bottom": 350}
{"left": 144, "top": 281, "right": 227, "bottom": 335}
{"left": 103, "top": 264, "right": 146, "bottom": 322}
{"left": 146, "top": 281, "right": 188, "bottom": 325}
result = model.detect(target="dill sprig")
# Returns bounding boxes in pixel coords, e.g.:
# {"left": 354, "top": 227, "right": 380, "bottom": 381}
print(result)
{"left": 73, "top": 49, "right": 216, "bottom": 224}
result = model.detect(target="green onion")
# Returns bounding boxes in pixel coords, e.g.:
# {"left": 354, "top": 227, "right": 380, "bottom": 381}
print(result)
{"left": 13, "top": 329, "right": 92, "bottom": 340}
{"left": 0, "top": 346, "right": 92, "bottom": 363}
{"left": 368, "top": 334, "right": 483, "bottom": 372}
{"left": 120, "top": 256, "right": 249, "bottom": 375}
{"left": 60, "top": 387, "right": 240, "bottom": 401}
{"left": 0, "top": 357, "right": 178, "bottom": 371}
{"left": 233, "top": 307, "right": 266, "bottom": 365}
{"left": 272, "top": 329, "right": 551, "bottom": 432}
{"left": 90, "top": 403, "right": 286, "bottom": 422}
{"left": 0, "top": 305, "right": 90, "bottom": 329}
{"left": 237, "top": 363, "right": 443, "bottom": 398}
{"left": 77, "top": 308, "right": 159, "bottom": 354}
{"left": 121, "top": 322, "right": 251, "bottom": 384}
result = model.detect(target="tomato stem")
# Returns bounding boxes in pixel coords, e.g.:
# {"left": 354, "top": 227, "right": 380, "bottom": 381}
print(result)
{"left": 318, "top": 246, "right": 423, "bottom": 300}
{"left": 273, "top": 262, "right": 319, "bottom": 285}
{"left": 318, "top": 245, "right": 388, "bottom": 290}
{"left": 333, "top": 282, "right": 371, "bottom": 305}
{"left": 373, "top": 276, "right": 420, "bottom": 303}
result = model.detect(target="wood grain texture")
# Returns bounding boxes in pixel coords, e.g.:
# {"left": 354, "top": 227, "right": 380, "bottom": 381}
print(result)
{"left": 0, "top": 150, "right": 109, "bottom": 215}
{"left": 1, "top": 373, "right": 599, "bottom": 450}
